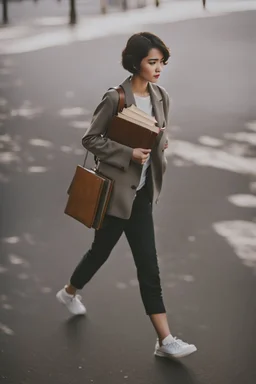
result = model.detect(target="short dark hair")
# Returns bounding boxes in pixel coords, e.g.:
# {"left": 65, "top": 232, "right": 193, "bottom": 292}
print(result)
{"left": 122, "top": 32, "right": 170, "bottom": 74}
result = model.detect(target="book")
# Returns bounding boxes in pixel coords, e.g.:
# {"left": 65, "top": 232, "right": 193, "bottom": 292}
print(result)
{"left": 121, "top": 104, "right": 157, "bottom": 125}
{"left": 108, "top": 104, "right": 159, "bottom": 149}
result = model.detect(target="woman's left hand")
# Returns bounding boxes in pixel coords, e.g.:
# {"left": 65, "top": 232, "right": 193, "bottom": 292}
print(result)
{"left": 163, "top": 140, "right": 168, "bottom": 150}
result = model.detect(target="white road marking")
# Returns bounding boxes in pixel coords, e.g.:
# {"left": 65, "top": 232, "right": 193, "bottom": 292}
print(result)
{"left": 59, "top": 107, "right": 89, "bottom": 117}
{"left": 224, "top": 132, "right": 256, "bottom": 146}
{"left": 213, "top": 221, "right": 256, "bottom": 271}
{"left": 29, "top": 139, "right": 53, "bottom": 148}
{"left": 228, "top": 194, "right": 256, "bottom": 208}
{"left": 27, "top": 166, "right": 48, "bottom": 173}
{"left": 9, "top": 254, "right": 24, "bottom": 265}
{"left": 167, "top": 140, "right": 256, "bottom": 175}
{"left": 198, "top": 136, "right": 224, "bottom": 147}
{"left": 2, "top": 237, "right": 20, "bottom": 244}
{"left": 0, "top": 323, "right": 14, "bottom": 336}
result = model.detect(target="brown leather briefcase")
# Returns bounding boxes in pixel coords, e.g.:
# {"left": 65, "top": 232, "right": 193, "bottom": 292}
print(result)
{"left": 65, "top": 165, "right": 114, "bottom": 230}
{"left": 64, "top": 86, "right": 125, "bottom": 230}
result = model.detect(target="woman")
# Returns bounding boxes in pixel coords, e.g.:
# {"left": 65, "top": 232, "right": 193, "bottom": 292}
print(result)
{"left": 57, "top": 32, "right": 197, "bottom": 359}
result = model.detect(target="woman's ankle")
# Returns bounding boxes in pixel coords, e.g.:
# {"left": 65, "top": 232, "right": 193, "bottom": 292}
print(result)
{"left": 159, "top": 334, "right": 174, "bottom": 346}
{"left": 65, "top": 284, "right": 77, "bottom": 296}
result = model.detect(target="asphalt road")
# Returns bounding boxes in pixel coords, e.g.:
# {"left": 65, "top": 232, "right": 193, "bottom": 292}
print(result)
{"left": 0, "top": 9, "right": 256, "bottom": 384}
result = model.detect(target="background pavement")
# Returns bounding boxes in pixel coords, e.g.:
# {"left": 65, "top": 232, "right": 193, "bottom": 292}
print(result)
{"left": 0, "top": 2, "right": 256, "bottom": 384}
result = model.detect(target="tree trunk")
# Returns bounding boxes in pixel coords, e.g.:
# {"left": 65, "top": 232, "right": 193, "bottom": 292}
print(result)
{"left": 155, "top": 0, "right": 160, "bottom": 7}
{"left": 69, "top": 0, "right": 77, "bottom": 25}
{"left": 100, "top": 0, "right": 107, "bottom": 14}
{"left": 203, "top": 0, "right": 206, "bottom": 8}
{"left": 122, "top": 0, "right": 128, "bottom": 11}
{"left": 3, "top": 0, "right": 8, "bottom": 24}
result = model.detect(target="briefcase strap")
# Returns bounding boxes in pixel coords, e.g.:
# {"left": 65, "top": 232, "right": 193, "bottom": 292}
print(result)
{"left": 113, "top": 86, "right": 126, "bottom": 112}
{"left": 83, "top": 86, "right": 125, "bottom": 168}
{"left": 83, "top": 149, "right": 89, "bottom": 168}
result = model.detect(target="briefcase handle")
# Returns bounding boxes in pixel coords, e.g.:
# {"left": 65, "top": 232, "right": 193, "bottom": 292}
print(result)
{"left": 83, "top": 86, "right": 125, "bottom": 168}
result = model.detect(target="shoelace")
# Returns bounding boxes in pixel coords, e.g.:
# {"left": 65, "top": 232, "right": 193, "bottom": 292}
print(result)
{"left": 173, "top": 337, "right": 189, "bottom": 346}
{"left": 166, "top": 337, "right": 187, "bottom": 351}
{"left": 71, "top": 294, "right": 82, "bottom": 302}
{"left": 157, "top": 337, "right": 188, "bottom": 345}
{"left": 158, "top": 337, "right": 189, "bottom": 350}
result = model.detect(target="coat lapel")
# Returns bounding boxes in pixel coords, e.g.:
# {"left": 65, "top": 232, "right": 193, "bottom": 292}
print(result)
{"left": 120, "top": 77, "right": 164, "bottom": 129}
{"left": 148, "top": 82, "right": 164, "bottom": 129}
{"left": 120, "top": 76, "right": 136, "bottom": 108}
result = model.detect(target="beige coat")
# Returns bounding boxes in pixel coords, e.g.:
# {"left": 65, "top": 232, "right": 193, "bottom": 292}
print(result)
{"left": 82, "top": 76, "right": 169, "bottom": 219}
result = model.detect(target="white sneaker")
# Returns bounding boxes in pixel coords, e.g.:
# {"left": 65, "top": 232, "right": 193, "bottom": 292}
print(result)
{"left": 56, "top": 286, "right": 86, "bottom": 315}
{"left": 154, "top": 335, "right": 197, "bottom": 359}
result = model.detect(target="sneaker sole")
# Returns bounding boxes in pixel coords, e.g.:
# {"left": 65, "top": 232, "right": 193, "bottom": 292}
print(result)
{"left": 56, "top": 291, "right": 86, "bottom": 316}
{"left": 154, "top": 346, "right": 197, "bottom": 359}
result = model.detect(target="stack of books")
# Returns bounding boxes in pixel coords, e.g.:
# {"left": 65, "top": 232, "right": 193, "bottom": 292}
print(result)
{"left": 108, "top": 104, "right": 159, "bottom": 149}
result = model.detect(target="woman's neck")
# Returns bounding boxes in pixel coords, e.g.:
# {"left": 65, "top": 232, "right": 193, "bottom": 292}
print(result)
{"left": 131, "top": 75, "right": 149, "bottom": 97}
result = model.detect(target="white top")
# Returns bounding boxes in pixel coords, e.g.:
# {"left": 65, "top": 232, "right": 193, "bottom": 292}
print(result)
{"left": 133, "top": 94, "right": 153, "bottom": 191}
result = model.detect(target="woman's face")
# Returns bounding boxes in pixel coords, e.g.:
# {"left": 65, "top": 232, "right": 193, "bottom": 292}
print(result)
{"left": 138, "top": 48, "right": 166, "bottom": 83}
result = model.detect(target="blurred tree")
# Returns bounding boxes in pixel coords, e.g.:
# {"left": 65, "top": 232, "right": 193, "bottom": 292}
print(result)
{"left": 122, "top": 0, "right": 128, "bottom": 11}
{"left": 155, "top": 0, "right": 160, "bottom": 7}
{"left": 2, "top": 0, "right": 8, "bottom": 24}
{"left": 203, "top": 0, "right": 206, "bottom": 8}
{"left": 100, "top": 0, "right": 107, "bottom": 14}
{"left": 69, "top": 0, "right": 76, "bottom": 24}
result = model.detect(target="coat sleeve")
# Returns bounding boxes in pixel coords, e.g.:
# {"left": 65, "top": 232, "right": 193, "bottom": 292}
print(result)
{"left": 82, "top": 89, "right": 133, "bottom": 171}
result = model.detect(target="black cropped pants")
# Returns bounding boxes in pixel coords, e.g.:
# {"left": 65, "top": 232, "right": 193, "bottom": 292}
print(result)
{"left": 70, "top": 186, "right": 166, "bottom": 315}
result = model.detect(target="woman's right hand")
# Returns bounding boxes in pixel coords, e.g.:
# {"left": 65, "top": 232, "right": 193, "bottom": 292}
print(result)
{"left": 132, "top": 148, "right": 151, "bottom": 165}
